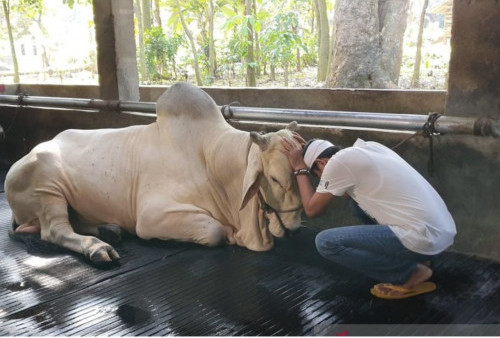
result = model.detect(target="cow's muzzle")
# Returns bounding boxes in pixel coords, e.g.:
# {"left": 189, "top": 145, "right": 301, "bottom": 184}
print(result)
{"left": 257, "top": 191, "right": 301, "bottom": 237}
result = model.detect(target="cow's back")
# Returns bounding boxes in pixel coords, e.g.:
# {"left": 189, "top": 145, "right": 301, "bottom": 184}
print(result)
{"left": 5, "top": 124, "right": 154, "bottom": 231}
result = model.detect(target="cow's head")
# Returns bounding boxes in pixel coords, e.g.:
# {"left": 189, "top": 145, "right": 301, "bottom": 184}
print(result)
{"left": 240, "top": 121, "right": 303, "bottom": 237}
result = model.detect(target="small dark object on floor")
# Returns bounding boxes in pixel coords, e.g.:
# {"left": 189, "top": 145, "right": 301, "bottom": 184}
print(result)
{"left": 117, "top": 304, "right": 152, "bottom": 326}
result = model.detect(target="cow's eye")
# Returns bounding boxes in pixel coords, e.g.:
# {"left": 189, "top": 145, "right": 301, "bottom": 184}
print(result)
{"left": 271, "top": 176, "right": 284, "bottom": 189}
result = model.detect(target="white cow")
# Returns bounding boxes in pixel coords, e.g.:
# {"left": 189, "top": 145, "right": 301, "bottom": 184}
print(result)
{"left": 5, "top": 82, "right": 303, "bottom": 265}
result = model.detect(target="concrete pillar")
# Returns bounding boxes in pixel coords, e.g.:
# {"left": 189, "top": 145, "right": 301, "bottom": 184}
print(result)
{"left": 93, "top": 0, "right": 139, "bottom": 101}
{"left": 445, "top": 0, "right": 500, "bottom": 118}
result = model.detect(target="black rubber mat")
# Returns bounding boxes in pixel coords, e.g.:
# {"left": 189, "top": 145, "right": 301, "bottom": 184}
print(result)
{"left": 0, "top": 192, "right": 499, "bottom": 336}
{"left": 0, "top": 195, "right": 189, "bottom": 320}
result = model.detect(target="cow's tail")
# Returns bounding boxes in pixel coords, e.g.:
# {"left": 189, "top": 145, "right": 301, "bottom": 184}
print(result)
{"left": 9, "top": 217, "right": 68, "bottom": 255}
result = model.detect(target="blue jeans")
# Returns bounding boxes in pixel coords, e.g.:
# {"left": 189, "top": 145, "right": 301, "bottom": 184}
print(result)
{"left": 315, "top": 200, "right": 434, "bottom": 285}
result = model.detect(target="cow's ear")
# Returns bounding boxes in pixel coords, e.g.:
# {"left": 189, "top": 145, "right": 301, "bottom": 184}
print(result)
{"left": 250, "top": 131, "right": 270, "bottom": 151}
{"left": 240, "top": 144, "right": 262, "bottom": 210}
{"left": 286, "top": 121, "right": 298, "bottom": 131}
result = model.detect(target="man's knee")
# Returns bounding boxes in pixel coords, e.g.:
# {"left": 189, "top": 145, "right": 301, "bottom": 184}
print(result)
{"left": 315, "top": 230, "right": 345, "bottom": 258}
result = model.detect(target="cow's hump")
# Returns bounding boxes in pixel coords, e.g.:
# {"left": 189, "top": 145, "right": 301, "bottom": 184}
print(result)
{"left": 155, "top": 82, "right": 224, "bottom": 124}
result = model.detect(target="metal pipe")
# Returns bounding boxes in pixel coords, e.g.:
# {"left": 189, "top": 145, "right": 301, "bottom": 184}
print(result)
{"left": 0, "top": 95, "right": 156, "bottom": 113}
{"left": 1, "top": 94, "right": 498, "bottom": 137}
{"left": 224, "top": 106, "right": 500, "bottom": 137}
{"left": 223, "top": 106, "right": 428, "bottom": 131}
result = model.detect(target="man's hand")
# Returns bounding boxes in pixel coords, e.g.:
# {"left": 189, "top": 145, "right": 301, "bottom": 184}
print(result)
{"left": 281, "top": 135, "right": 334, "bottom": 218}
{"left": 292, "top": 132, "right": 306, "bottom": 148}
{"left": 281, "top": 137, "right": 307, "bottom": 171}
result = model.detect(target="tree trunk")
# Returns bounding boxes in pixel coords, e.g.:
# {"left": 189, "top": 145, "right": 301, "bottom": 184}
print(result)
{"left": 208, "top": 0, "right": 216, "bottom": 78}
{"left": 175, "top": 0, "right": 202, "bottom": 85}
{"left": 255, "top": 30, "right": 261, "bottom": 77}
{"left": 316, "top": 0, "right": 329, "bottom": 81}
{"left": 411, "top": 0, "right": 429, "bottom": 88}
{"left": 325, "top": 0, "right": 409, "bottom": 88}
{"left": 311, "top": 0, "right": 317, "bottom": 34}
{"left": 379, "top": 0, "right": 410, "bottom": 84}
{"left": 135, "top": 0, "right": 147, "bottom": 81}
{"left": 284, "top": 61, "right": 289, "bottom": 87}
{"left": 245, "top": 0, "right": 256, "bottom": 87}
{"left": 296, "top": 48, "right": 301, "bottom": 72}
{"left": 253, "top": 0, "right": 261, "bottom": 77}
{"left": 142, "top": 0, "right": 151, "bottom": 31}
{"left": 2, "top": 0, "right": 20, "bottom": 83}
{"left": 153, "top": 0, "right": 161, "bottom": 27}
{"left": 36, "top": 10, "right": 50, "bottom": 81}
{"left": 293, "top": 11, "right": 301, "bottom": 72}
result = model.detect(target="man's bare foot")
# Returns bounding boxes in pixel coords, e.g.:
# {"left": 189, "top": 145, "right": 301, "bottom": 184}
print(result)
{"left": 374, "top": 263, "right": 433, "bottom": 297}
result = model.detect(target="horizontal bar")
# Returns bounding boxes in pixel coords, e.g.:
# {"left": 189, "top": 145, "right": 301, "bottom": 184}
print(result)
{"left": 0, "top": 94, "right": 498, "bottom": 137}
{"left": 0, "top": 95, "right": 156, "bottom": 113}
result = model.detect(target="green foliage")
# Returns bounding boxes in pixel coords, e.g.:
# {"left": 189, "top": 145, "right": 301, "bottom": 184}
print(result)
{"left": 144, "top": 27, "right": 184, "bottom": 82}
{"left": 12, "top": 0, "right": 43, "bottom": 20}
{"left": 300, "top": 33, "right": 317, "bottom": 67}
{"left": 221, "top": 8, "right": 260, "bottom": 75}
{"left": 260, "top": 12, "right": 303, "bottom": 69}
{"left": 62, "top": 0, "right": 91, "bottom": 9}
{"left": 217, "top": 33, "right": 245, "bottom": 83}
{"left": 62, "top": 0, "right": 75, "bottom": 9}
{"left": 223, "top": 13, "right": 258, "bottom": 42}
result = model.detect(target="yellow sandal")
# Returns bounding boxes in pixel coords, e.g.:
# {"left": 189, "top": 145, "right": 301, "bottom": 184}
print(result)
{"left": 370, "top": 282, "right": 437, "bottom": 299}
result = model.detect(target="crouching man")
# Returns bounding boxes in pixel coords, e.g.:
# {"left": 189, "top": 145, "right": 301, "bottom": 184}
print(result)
{"left": 281, "top": 135, "right": 456, "bottom": 299}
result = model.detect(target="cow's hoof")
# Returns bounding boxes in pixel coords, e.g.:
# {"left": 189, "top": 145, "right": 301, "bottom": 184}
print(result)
{"left": 87, "top": 242, "right": 121, "bottom": 266}
{"left": 98, "top": 224, "right": 123, "bottom": 245}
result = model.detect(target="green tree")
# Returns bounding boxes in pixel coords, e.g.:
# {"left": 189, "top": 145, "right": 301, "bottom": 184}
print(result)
{"left": 172, "top": 0, "right": 202, "bottom": 85}
{"left": 186, "top": 0, "right": 219, "bottom": 81}
{"left": 221, "top": 0, "right": 261, "bottom": 86}
{"left": 261, "top": 12, "right": 302, "bottom": 86}
{"left": 244, "top": 0, "right": 256, "bottom": 86}
{"left": 144, "top": 27, "right": 184, "bottom": 82}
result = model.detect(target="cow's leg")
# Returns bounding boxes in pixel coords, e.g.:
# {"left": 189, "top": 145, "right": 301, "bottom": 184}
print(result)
{"left": 97, "top": 224, "right": 124, "bottom": 246}
{"left": 73, "top": 222, "right": 124, "bottom": 246}
{"left": 39, "top": 197, "right": 120, "bottom": 264}
{"left": 137, "top": 212, "right": 234, "bottom": 247}
{"left": 68, "top": 208, "right": 124, "bottom": 245}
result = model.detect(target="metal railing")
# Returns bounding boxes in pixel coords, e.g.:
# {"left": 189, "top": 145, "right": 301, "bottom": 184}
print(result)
{"left": 0, "top": 94, "right": 498, "bottom": 137}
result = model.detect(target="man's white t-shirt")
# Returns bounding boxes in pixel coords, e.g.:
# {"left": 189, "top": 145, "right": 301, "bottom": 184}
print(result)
{"left": 316, "top": 139, "right": 456, "bottom": 255}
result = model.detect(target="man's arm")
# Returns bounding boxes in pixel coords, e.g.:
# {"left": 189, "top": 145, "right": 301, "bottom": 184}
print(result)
{"left": 281, "top": 136, "right": 334, "bottom": 218}
{"left": 295, "top": 174, "right": 334, "bottom": 217}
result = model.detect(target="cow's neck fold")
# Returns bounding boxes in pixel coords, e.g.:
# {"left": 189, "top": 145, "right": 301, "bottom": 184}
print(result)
{"left": 203, "top": 130, "right": 252, "bottom": 223}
